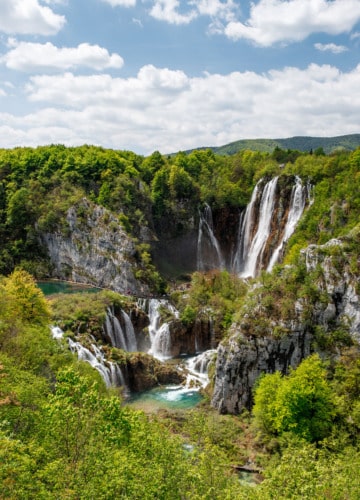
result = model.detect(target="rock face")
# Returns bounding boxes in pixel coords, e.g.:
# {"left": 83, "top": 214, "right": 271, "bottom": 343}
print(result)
{"left": 211, "top": 328, "right": 312, "bottom": 414}
{"left": 302, "top": 238, "right": 360, "bottom": 342}
{"left": 211, "top": 235, "right": 360, "bottom": 414}
{"left": 166, "top": 317, "right": 214, "bottom": 357}
{"left": 39, "top": 198, "right": 147, "bottom": 295}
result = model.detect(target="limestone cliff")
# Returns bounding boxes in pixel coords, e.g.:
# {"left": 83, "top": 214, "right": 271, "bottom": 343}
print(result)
{"left": 39, "top": 198, "right": 147, "bottom": 295}
{"left": 211, "top": 231, "right": 360, "bottom": 414}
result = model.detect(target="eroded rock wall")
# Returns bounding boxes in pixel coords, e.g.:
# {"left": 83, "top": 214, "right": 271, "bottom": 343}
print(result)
{"left": 39, "top": 198, "right": 147, "bottom": 295}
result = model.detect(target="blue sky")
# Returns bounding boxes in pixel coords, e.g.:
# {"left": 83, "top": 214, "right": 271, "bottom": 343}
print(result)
{"left": 0, "top": 0, "right": 360, "bottom": 155}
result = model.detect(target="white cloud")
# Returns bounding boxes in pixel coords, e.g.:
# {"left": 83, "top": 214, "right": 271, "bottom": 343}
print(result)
{"left": 150, "top": 0, "right": 197, "bottom": 25}
{"left": 314, "top": 42, "right": 348, "bottom": 54}
{"left": 224, "top": 0, "right": 360, "bottom": 46}
{"left": 191, "top": 0, "right": 236, "bottom": 21}
{"left": 0, "top": 0, "right": 66, "bottom": 36}
{"left": 1, "top": 40, "right": 124, "bottom": 72}
{"left": 1, "top": 63, "right": 360, "bottom": 154}
{"left": 101, "top": 0, "right": 137, "bottom": 7}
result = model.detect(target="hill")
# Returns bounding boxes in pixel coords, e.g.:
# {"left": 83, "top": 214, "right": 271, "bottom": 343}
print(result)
{"left": 187, "top": 133, "right": 360, "bottom": 155}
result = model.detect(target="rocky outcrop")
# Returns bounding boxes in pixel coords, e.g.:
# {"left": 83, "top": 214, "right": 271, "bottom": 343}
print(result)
{"left": 39, "top": 198, "right": 148, "bottom": 295}
{"left": 166, "top": 316, "right": 214, "bottom": 356}
{"left": 122, "top": 353, "right": 185, "bottom": 392}
{"left": 211, "top": 327, "right": 312, "bottom": 414}
{"left": 302, "top": 238, "right": 360, "bottom": 342}
{"left": 211, "top": 233, "right": 360, "bottom": 414}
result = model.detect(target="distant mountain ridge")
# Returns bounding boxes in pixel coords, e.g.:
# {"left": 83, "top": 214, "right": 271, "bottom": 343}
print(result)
{"left": 187, "top": 134, "right": 360, "bottom": 155}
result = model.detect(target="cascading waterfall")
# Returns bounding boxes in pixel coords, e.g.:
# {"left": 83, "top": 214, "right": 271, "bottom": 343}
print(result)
{"left": 147, "top": 298, "right": 178, "bottom": 360}
{"left": 51, "top": 326, "right": 126, "bottom": 388}
{"left": 185, "top": 349, "right": 216, "bottom": 388}
{"left": 197, "top": 203, "right": 225, "bottom": 271}
{"left": 267, "top": 176, "right": 307, "bottom": 271}
{"left": 68, "top": 338, "right": 125, "bottom": 388}
{"left": 103, "top": 307, "right": 137, "bottom": 352}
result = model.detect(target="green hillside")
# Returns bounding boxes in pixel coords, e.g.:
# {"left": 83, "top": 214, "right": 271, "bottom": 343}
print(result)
{"left": 194, "top": 133, "right": 360, "bottom": 155}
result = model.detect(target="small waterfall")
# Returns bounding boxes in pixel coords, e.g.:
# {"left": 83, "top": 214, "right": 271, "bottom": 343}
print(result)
{"left": 51, "top": 326, "right": 127, "bottom": 389}
{"left": 68, "top": 338, "right": 122, "bottom": 387}
{"left": 104, "top": 307, "right": 137, "bottom": 352}
{"left": 197, "top": 203, "right": 225, "bottom": 271}
{"left": 185, "top": 349, "right": 216, "bottom": 389}
{"left": 51, "top": 325, "right": 64, "bottom": 339}
{"left": 121, "top": 310, "right": 137, "bottom": 352}
{"left": 147, "top": 298, "right": 178, "bottom": 360}
{"left": 267, "top": 176, "right": 306, "bottom": 271}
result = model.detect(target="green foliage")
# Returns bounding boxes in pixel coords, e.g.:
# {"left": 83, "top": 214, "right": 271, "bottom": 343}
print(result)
{"left": 49, "top": 290, "right": 126, "bottom": 336}
{"left": 253, "top": 355, "right": 335, "bottom": 442}
{"left": 2, "top": 269, "right": 51, "bottom": 326}
{"left": 258, "top": 439, "right": 360, "bottom": 500}
{"left": 178, "top": 270, "right": 247, "bottom": 333}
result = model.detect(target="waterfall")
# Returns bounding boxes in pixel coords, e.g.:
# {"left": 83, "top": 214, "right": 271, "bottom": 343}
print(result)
{"left": 51, "top": 325, "right": 64, "bottom": 339}
{"left": 51, "top": 326, "right": 127, "bottom": 389}
{"left": 239, "top": 177, "right": 278, "bottom": 277}
{"left": 231, "top": 184, "right": 259, "bottom": 273}
{"left": 232, "top": 176, "right": 307, "bottom": 278}
{"left": 103, "top": 307, "right": 137, "bottom": 352}
{"left": 68, "top": 338, "right": 125, "bottom": 388}
{"left": 197, "top": 203, "right": 225, "bottom": 271}
{"left": 147, "top": 298, "right": 178, "bottom": 360}
{"left": 121, "top": 310, "right": 137, "bottom": 352}
{"left": 267, "top": 176, "right": 306, "bottom": 271}
{"left": 185, "top": 349, "right": 216, "bottom": 389}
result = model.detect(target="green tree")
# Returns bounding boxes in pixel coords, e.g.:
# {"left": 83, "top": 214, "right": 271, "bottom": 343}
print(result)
{"left": 3, "top": 269, "right": 51, "bottom": 326}
{"left": 253, "top": 355, "right": 335, "bottom": 442}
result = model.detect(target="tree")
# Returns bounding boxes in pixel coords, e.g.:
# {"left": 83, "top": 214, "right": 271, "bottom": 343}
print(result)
{"left": 253, "top": 355, "right": 335, "bottom": 442}
{"left": 3, "top": 269, "right": 51, "bottom": 326}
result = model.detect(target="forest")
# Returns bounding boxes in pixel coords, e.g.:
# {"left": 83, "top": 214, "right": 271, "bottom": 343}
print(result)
{"left": 1, "top": 143, "right": 360, "bottom": 498}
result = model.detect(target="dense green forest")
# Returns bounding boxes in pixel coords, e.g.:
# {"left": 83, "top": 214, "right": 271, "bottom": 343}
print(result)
{"left": 194, "top": 133, "right": 360, "bottom": 156}
{"left": 1, "top": 144, "right": 360, "bottom": 498}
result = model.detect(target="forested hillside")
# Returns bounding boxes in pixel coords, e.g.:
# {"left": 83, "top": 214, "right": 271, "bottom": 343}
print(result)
{"left": 195, "top": 133, "right": 360, "bottom": 155}
{"left": 1, "top": 144, "right": 360, "bottom": 498}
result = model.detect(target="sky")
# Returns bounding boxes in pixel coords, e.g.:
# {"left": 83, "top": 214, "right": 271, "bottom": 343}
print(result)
{"left": 0, "top": 0, "right": 360, "bottom": 155}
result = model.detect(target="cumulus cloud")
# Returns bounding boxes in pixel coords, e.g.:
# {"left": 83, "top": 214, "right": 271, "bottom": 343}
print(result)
{"left": 150, "top": 0, "right": 197, "bottom": 25}
{"left": 224, "top": 0, "right": 360, "bottom": 46}
{"left": 0, "top": 0, "right": 66, "bottom": 35}
{"left": 314, "top": 42, "right": 348, "bottom": 54}
{"left": 101, "top": 0, "right": 137, "bottom": 7}
{"left": 0, "top": 40, "right": 124, "bottom": 72}
{"left": 0, "top": 62, "right": 355, "bottom": 154}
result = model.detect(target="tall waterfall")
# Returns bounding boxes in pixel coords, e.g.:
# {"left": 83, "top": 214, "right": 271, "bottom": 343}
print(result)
{"left": 103, "top": 307, "right": 137, "bottom": 352}
{"left": 236, "top": 177, "right": 278, "bottom": 277}
{"left": 232, "top": 176, "right": 308, "bottom": 278}
{"left": 267, "top": 176, "right": 306, "bottom": 271}
{"left": 197, "top": 204, "right": 225, "bottom": 271}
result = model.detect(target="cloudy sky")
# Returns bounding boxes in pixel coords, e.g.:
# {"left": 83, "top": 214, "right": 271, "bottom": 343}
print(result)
{"left": 0, "top": 0, "right": 359, "bottom": 155}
